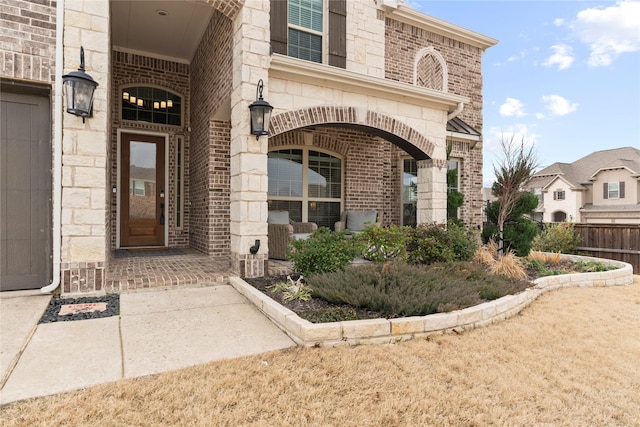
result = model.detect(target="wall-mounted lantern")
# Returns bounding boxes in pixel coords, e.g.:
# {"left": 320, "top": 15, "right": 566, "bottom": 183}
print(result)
{"left": 62, "top": 46, "right": 98, "bottom": 123}
{"left": 248, "top": 79, "right": 273, "bottom": 140}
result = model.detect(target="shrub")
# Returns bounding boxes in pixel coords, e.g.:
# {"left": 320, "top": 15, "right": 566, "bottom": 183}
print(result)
{"left": 489, "top": 251, "right": 528, "bottom": 280}
{"left": 307, "top": 261, "right": 531, "bottom": 317}
{"left": 407, "top": 222, "right": 478, "bottom": 265}
{"left": 288, "top": 227, "right": 359, "bottom": 276}
{"left": 473, "top": 244, "right": 497, "bottom": 267}
{"left": 532, "top": 222, "right": 582, "bottom": 254}
{"left": 483, "top": 191, "right": 539, "bottom": 256}
{"left": 354, "top": 224, "right": 410, "bottom": 262}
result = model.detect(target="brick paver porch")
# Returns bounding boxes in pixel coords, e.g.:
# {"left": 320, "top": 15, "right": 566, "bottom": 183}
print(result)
{"left": 104, "top": 249, "right": 293, "bottom": 292}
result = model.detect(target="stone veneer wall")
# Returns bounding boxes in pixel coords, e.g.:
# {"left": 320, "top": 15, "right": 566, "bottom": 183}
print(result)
{"left": 110, "top": 51, "right": 191, "bottom": 249}
{"left": 190, "top": 10, "right": 233, "bottom": 255}
{"left": 0, "top": 0, "right": 56, "bottom": 83}
{"left": 60, "top": 0, "right": 110, "bottom": 293}
{"left": 385, "top": 17, "right": 485, "bottom": 228}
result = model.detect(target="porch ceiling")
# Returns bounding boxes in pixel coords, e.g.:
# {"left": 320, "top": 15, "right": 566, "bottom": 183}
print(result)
{"left": 110, "top": 0, "right": 214, "bottom": 63}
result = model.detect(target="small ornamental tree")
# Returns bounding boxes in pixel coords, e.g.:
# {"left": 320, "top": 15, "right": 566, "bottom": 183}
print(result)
{"left": 491, "top": 136, "right": 539, "bottom": 256}
{"left": 483, "top": 191, "right": 539, "bottom": 256}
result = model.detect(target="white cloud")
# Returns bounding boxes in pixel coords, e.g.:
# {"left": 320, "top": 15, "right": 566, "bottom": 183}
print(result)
{"left": 570, "top": 0, "right": 640, "bottom": 67}
{"left": 535, "top": 112, "right": 545, "bottom": 120}
{"left": 541, "top": 95, "right": 579, "bottom": 116}
{"left": 485, "top": 125, "right": 539, "bottom": 152}
{"left": 543, "top": 44, "right": 575, "bottom": 70}
{"left": 554, "top": 18, "right": 565, "bottom": 26}
{"left": 499, "top": 98, "right": 526, "bottom": 117}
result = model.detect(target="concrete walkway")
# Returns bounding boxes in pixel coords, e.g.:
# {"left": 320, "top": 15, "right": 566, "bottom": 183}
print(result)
{"left": 0, "top": 285, "right": 296, "bottom": 405}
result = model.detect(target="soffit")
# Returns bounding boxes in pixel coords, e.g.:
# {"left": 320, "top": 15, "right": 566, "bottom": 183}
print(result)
{"left": 110, "top": 0, "right": 214, "bottom": 63}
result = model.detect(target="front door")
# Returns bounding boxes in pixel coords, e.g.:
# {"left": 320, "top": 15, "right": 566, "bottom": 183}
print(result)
{"left": 120, "top": 133, "right": 165, "bottom": 247}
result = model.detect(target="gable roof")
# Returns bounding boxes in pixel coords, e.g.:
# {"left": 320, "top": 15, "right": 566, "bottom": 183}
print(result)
{"left": 528, "top": 147, "right": 640, "bottom": 190}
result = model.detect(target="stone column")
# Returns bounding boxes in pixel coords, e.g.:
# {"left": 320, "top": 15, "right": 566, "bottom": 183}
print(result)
{"left": 229, "top": 2, "right": 271, "bottom": 277}
{"left": 60, "top": 0, "right": 110, "bottom": 293}
{"left": 416, "top": 158, "right": 447, "bottom": 224}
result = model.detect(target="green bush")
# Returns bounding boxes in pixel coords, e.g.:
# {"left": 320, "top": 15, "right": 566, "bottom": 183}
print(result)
{"left": 483, "top": 218, "right": 538, "bottom": 257}
{"left": 353, "top": 224, "right": 410, "bottom": 262}
{"left": 287, "top": 227, "right": 359, "bottom": 276}
{"left": 532, "top": 222, "right": 582, "bottom": 254}
{"left": 307, "top": 261, "right": 531, "bottom": 317}
{"left": 407, "top": 222, "right": 478, "bottom": 265}
{"left": 482, "top": 191, "right": 540, "bottom": 256}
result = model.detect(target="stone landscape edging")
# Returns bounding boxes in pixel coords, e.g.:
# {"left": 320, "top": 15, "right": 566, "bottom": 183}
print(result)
{"left": 228, "top": 254, "right": 634, "bottom": 347}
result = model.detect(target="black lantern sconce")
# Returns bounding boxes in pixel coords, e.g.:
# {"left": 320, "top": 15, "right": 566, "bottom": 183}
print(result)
{"left": 248, "top": 79, "right": 273, "bottom": 140}
{"left": 62, "top": 46, "right": 98, "bottom": 123}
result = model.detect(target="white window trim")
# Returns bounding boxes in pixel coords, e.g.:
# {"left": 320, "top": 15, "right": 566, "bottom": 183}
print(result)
{"left": 607, "top": 182, "right": 620, "bottom": 199}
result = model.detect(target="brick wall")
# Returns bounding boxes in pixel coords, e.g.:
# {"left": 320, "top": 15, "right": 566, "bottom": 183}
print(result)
{"left": 189, "top": 10, "right": 233, "bottom": 254}
{"left": 110, "top": 51, "right": 191, "bottom": 248}
{"left": 385, "top": 17, "right": 485, "bottom": 228}
{"left": 0, "top": 0, "right": 56, "bottom": 83}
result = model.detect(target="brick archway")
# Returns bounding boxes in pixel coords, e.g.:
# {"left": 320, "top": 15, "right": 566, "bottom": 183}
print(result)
{"left": 269, "top": 106, "right": 435, "bottom": 160}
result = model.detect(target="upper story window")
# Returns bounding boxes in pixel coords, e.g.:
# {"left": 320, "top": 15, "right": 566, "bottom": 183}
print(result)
{"left": 553, "top": 189, "right": 565, "bottom": 200}
{"left": 121, "top": 86, "right": 182, "bottom": 126}
{"left": 603, "top": 181, "right": 625, "bottom": 200}
{"left": 271, "top": 0, "right": 346, "bottom": 68}
{"left": 288, "top": 0, "right": 323, "bottom": 63}
{"left": 533, "top": 187, "right": 543, "bottom": 202}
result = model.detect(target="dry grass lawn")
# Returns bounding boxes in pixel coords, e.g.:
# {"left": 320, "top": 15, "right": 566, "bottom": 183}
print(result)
{"left": 2, "top": 278, "right": 639, "bottom": 426}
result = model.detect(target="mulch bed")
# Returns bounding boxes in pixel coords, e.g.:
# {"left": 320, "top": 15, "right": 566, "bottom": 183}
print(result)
{"left": 244, "top": 274, "right": 386, "bottom": 323}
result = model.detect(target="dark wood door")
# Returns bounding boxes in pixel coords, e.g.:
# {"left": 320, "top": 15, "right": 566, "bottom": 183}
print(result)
{"left": 1, "top": 88, "right": 52, "bottom": 291}
{"left": 120, "top": 133, "right": 165, "bottom": 247}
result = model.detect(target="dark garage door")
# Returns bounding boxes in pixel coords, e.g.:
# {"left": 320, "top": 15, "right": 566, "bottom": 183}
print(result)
{"left": 0, "top": 85, "right": 52, "bottom": 291}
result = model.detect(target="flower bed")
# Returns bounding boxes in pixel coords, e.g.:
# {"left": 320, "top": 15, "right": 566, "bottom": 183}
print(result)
{"left": 230, "top": 254, "right": 633, "bottom": 347}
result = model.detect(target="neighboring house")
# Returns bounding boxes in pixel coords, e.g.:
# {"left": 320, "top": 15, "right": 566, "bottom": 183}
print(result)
{"left": 524, "top": 147, "right": 640, "bottom": 224}
{"left": 0, "top": 0, "right": 496, "bottom": 293}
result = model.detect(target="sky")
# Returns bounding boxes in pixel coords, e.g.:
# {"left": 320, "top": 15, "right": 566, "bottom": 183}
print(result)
{"left": 408, "top": 0, "right": 640, "bottom": 187}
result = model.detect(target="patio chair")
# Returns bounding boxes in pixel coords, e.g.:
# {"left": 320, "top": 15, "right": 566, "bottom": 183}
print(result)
{"left": 334, "top": 210, "right": 381, "bottom": 233}
{"left": 267, "top": 210, "right": 318, "bottom": 260}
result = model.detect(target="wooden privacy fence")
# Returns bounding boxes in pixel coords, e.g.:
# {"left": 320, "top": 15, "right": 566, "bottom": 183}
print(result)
{"left": 573, "top": 224, "right": 640, "bottom": 274}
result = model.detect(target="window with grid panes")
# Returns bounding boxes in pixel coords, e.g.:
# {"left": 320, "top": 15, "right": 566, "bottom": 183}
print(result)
{"left": 288, "top": 0, "right": 324, "bottom": 63}
{"left": 268, "top": 148, "right": 342, "bottom": 230}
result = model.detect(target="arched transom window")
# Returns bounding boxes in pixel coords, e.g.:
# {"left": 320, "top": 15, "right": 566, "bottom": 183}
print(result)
{"left": 268, "top": 148, "right": 343, "bottom": 229}
{"left": 121, "top": 86, "right": 182, "bottom": 126}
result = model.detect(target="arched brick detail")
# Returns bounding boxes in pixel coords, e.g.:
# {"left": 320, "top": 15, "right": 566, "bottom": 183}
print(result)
{"left": 270, "top": 106, "right": 358, "bottom": 136}
{"left": 365, "top": 111, "right": 434, "bottom": 158}
{"left": 270, "top": 106, "right": 434, "bottom": 159}
{"left": 269, "top": 129, "right": 352, "bottom": 156}
{"left": 202, "top": 0, "right": 244, "bottom": 19}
